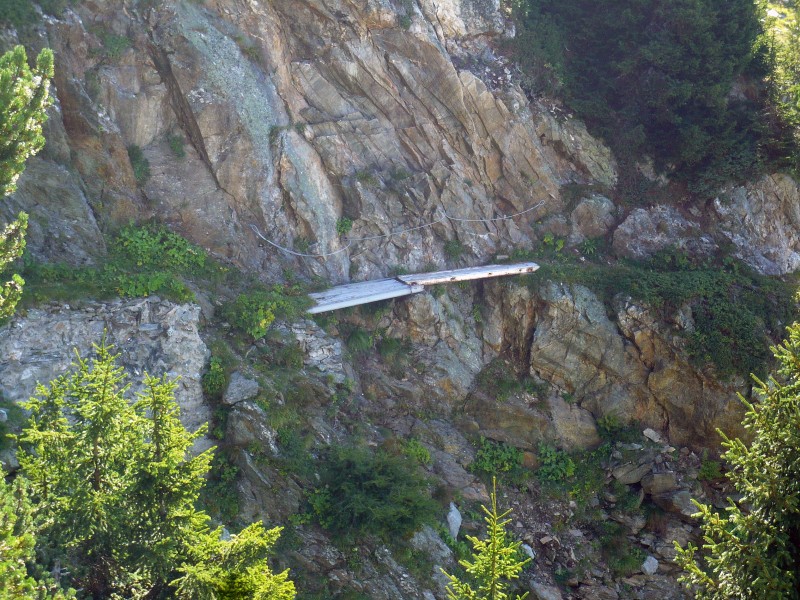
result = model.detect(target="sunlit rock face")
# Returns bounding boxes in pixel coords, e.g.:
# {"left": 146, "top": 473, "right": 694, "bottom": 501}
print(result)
{"left": 8, "top": 0, "right": 615, "bottom": 285}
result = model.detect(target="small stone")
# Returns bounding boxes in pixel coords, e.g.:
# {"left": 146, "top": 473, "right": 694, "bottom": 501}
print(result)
{"left": 0, "top": 408, "right": 7, "bottom": 423}
{"left": 641, "top": 555, "right": 659, "bottom": 575}
{"left": 447, "top": 503, "right": 462, "bottom": 540}
{"left": 540, "top": 535, "right": 553, "bottom": 545}
{"left": 643, "top": 428, "right": 662, "bottom": 443}
{"left": 641, "top": 472, "right": 678, "bottom": 496}
{"left": 223, "top": 372, "right": 260, "bottom": 405}
{"left": 653, "top": 490, "right": 697, "bottom": 519}
{"left": 521, "top": 543, "right": 536, "bottom": 560}
{"left": 612, "top": 461, "right": 652, "bottom": 484}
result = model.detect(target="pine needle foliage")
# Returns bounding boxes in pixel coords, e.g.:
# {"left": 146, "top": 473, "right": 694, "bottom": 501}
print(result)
{"left": 0, "top": 45, "right": 53, "bottom": 319}
{"left": 0, "top": 46, "right": 53, "bottom": 197}
{"left": 172, "top": 522, "right": 295, "bottom": 600}
{"left": 0, "top": 475, "right": 74, "bottom": 598}
{"left": 675, "top": 321, "right": 800, "bottom": 599}
{"left": 442, "top": 479, "right": 530, "bottom": 600}
{"left": 17, "top": 340, "right": 295, "bottom": 598}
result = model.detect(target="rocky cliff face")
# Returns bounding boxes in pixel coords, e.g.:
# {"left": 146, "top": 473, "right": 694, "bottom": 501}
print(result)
{"left": 3, "top": 0, "right": 616, "bottom": 281}
{"left": 2, "top": 0, "right": 799, "bottom": 598}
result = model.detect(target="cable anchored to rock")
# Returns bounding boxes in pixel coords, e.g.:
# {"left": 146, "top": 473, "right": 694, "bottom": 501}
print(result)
{"left": 249, "top": 200, "right": 545, "bottom": 259}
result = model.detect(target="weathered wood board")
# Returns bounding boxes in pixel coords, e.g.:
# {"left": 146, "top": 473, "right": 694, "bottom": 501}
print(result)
{"left": 397, "top": 263, "right": 539, "bottom": 286}
{"left": 307, "top": 262, "right": 539, "bottom": 314}
{"left": 307, "top": 278, "right": 424, "bottom": 314}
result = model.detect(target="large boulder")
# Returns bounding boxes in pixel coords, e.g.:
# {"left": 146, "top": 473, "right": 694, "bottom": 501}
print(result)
{"left": 612, "top": 205, "right": 716, "bottom": 260}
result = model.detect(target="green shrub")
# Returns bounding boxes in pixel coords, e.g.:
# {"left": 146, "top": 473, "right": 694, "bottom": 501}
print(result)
{"left": 403, "top": 438, "right": 432, "bottom": 466}
{"left": 202, "top": 357, "right": 227, "bottom": 400}
{"left": 697, "top": 451, "right": 723, "bottom": 481}
{"left": 597, "top": 414, "right": 640, "bottom": 443}
{"left": 470, "top": 437, "right": 524, "bottom": 482}
{"left": 270, "top": 343, "right": 304, "bottom": 369}
{"left": 346, "top": 327, "right": 374, "bottom": 354}
{"left": 95, "top": 29, "right": 131, "bottom": 61}
{"left": 167, "top": 133, "right": 186, "bottom": 159}
{"left": 127, "top": 145, "right": 151, "bottom": 185}
{"left": 110, "top": 271, "right": 194, "bottom": 302}
{"left": 444, "top": 239, "right": 465, "bottom": 260}
{"left": 309, "top": 445, "right": 437, "bottom": 539}
{"left": 336, "top": 217, "right": 353, "bottom": 236}
{"left": 0, "top": 0, "right": 39, "bottom": 28}
{"left": 22, "top": 224, "right": 211, "bottom": 305}
{"left": 113, "top": 224, "right": 206, "bottom": 272}
{"left": 222, "top": 286, "right": 310, "bottom": 340}
{"left": 537, "top": 443, "right": 575, "bottom": 482}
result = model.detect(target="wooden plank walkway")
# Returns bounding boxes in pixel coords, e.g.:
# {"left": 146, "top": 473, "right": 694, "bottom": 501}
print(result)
{"left": 308, "top": 262, "right": 539, "bottom": 314}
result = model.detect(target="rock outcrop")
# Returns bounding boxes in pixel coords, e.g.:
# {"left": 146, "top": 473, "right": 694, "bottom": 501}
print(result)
{"left": 0, "top": 298, "right": 211, "bottom": 450}
{"left": 485, "top": 280, "right": 748, "bottom": 448}
{"left": 713, "top": 173, "right": 800, "bottom": 275}
{"left": 7, "top": 0, "right": 618, "bottom": 285}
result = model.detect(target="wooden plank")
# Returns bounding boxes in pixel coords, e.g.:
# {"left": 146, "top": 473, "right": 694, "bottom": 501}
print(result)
{"left": 308, "top": 279, "right": 424, "bottom": 314}
{"left": 306, "top": 262, "right": 539, "bottom": 314}
{"left": 398, "top": 262, "right": 539, "bottom": 286}
{"left": 310, "top": 278, "right": 410, "bottom": 303}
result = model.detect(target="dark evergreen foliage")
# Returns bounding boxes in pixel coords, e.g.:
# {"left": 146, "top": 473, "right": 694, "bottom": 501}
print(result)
{"left": 310, "top": 445, "right": 437, "bottom": 539}
{"left": 511, "top": 0, "right": 792, "bottom": 194}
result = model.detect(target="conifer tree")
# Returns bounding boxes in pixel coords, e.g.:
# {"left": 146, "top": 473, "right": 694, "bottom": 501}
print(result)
{"left": 0, "top": 475, "right": 73, "bottom": 599}
{"left": 18, "top": 341, "right": 295, "bottom": 598}
{"left": 442, "top": 479, "right": 530, "bottom": 600}
{"left": 0, "top": 45, "right": 54, "bottom": 318}
{"left": 172, "top": 522, "right": 296, "bottom": 599}
{"left": 675, "top": 322, "right": 800, "bottom": 599}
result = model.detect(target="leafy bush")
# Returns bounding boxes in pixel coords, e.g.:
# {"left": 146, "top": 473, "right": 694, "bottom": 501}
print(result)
{"left": 597, "top": 414, "right": 639, "bottom": 443}
{"left": 403, "top": 438, "right": 432, "bottom": 466}
{"left": 202, "top": 357, "right": 227, "bottom": 400}
{"left": 591, "top": 520, "right": 646, "bottom": 576}
{"left": 309, "top": 445, "right": 437, "bottom": 539}
{"left": 22, "top": 224, "right": 209, "bottom": 305}
{"left": 94, "top": 29, "right": 132, "bottom": 62}
{"left": 697, "top": 452, "right": 723, "bottom": 481}
{"left": 222, "top": 286, "right": 310, "bottom": 339}
{"left": 113, "top": 224, "right": 206, "bottom": 272}
{"left": 127, "top": 145, "right": 151, "bottom": 185}
{"left": 444, "top": 239, "right": 465, "bottom": 260}
{"left": 470, "top": 437, "right": 524, "bottom": 482}
{"left": 167, "top": 133, "right": 186, "bottom": 158}
{"left": 336, "top": 217, "right": 353, "bottom": 236}
{"left": 537, "top": 443, "right": 575, "bottom": 482}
